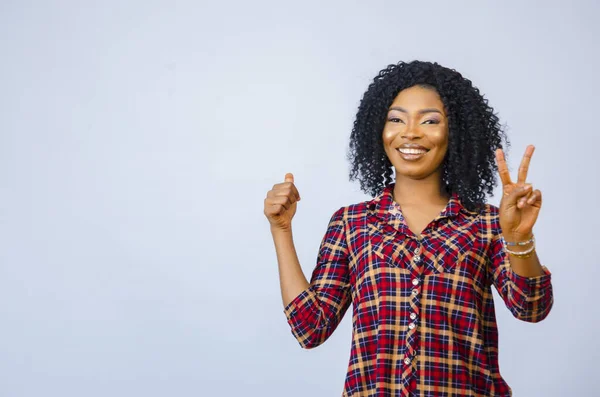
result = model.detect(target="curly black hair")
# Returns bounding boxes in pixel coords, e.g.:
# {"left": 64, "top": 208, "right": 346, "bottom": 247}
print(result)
{"left": 347, "top": 60, "right": 508, "bottom": 212}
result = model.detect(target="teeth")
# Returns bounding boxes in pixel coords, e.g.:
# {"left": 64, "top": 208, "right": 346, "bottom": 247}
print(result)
{"left": 398, "top": 148, "right": 427, "bottom": 154}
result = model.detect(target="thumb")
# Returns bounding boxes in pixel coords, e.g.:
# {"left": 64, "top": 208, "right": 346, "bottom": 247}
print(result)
{"left": 284, "top": 173, "right": 294, "bottom": 183}
{"left": 507, "top": 184, "right": 532, "bottom": 205}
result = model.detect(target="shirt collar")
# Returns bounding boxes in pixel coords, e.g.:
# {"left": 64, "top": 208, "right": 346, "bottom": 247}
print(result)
{"left": 367, "top": 183, "right": 477, "bottom": 220}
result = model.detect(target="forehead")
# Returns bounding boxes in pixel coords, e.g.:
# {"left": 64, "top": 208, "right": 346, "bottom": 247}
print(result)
{"left": 389, "top": 85, "right": 444, "bottom": 109}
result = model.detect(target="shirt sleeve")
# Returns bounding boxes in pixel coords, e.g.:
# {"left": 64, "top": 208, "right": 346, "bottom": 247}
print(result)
{"left": 283, "top": 207, "right": 352, "bottom": 349}
{"left": 487, "top": 232, "right": 554, "bottom": 323}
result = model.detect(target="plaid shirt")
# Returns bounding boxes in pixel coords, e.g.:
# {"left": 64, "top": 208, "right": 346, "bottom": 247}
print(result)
{"left": 284, "top": 184, "right": 553, "bottom": 397}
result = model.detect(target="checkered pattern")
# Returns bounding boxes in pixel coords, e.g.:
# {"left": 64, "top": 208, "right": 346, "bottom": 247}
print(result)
{"left": 284, "top": 184, "right": 553, "bottom": 396}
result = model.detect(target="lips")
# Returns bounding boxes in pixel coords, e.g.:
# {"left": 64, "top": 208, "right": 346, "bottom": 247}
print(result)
{"left": 397, "top": 147, "right": 428, "bottom": 155}
{"left": 396, "top": 144, "right": 430, "bottom": 161}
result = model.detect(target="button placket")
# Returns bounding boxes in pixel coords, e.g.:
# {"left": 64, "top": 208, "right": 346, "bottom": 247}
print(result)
{"left": 413, "top": 244, "right": 422, "bottom": 263}
{"left": 405, "top": 241, "right": 423, "bottom": 373}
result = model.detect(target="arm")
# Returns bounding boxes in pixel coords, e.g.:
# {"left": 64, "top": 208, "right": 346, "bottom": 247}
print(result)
{"left": 274, "top": 208, "right": 351, "bottom": 349}
{"left": 488, "top": 231, "right": 553, "bottom": 322}
{"left": 271, "top": 226, "right": 310, "bottom": 307}
{"left": 490, "top": 146, "right": 554, "bottom": 322}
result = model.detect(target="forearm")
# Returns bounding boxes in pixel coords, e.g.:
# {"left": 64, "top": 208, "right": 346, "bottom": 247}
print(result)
{"left": 495, "top": 232, "right": 553, "bottom": 322}
{"left": 507, "top": 250, "right": 545, "bottom": 277}
{"left": 271, "top": 226, "right": 310, "bottom": 307}
{"left": 504, "top": 232, "right": 545, "bottom": 277}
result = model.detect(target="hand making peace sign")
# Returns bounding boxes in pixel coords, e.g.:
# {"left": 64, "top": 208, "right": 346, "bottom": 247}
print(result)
{"left": 495, "top": 145, "right": 542, "bottom": 242}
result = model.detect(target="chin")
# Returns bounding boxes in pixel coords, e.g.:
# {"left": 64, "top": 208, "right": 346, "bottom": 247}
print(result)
{"left": 393, "top": 165, "right": 430, "bottom": 179}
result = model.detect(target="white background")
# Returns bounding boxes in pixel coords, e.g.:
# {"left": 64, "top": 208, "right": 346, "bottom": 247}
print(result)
{"left": 1, "top": 1, "right": 599, "bottom": 396}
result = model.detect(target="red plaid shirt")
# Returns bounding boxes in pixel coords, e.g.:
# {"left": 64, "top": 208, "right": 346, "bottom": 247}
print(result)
{"left": 284, "top": 184, "right": 553, "bottom": 396}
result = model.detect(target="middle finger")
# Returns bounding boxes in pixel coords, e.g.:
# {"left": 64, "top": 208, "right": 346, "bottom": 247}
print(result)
{"left": 517, "top": 145, "right": 535, "bottom": 184}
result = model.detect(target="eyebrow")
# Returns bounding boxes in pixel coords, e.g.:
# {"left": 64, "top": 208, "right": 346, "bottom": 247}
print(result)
{"left": 388, "top": 106, "right": 443, "bottom": 115}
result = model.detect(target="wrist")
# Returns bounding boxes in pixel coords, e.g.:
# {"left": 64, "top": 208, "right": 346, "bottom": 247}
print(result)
{"left": 506, "top": 244, "right": 535, "bottom": 255}
{"left": 503, "top": 231, "right": 534, "bottom": 244}
{"left": 271, "top": 224, "right": 293, "bottom": 235}
{"left": 502, "top": 232, "right": 536, "bottom": 258}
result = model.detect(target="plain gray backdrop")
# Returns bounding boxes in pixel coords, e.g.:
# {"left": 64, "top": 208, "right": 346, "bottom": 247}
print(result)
{"left": 1, "top": 1, "right": 599, "bottom": 396}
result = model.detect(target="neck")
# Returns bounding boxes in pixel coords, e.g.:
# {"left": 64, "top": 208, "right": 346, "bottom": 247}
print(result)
{"left": 393, "top": 172, "right": 449, "bottom": 206}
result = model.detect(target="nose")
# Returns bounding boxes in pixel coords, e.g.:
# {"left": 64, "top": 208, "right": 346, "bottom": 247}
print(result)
{"left": 401, "top": 126, "right": 423, "bottom": 140}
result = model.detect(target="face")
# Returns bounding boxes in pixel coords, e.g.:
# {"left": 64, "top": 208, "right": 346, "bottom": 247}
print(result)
{"left": 382, "top": 85, "right": 449, "bottom": 181}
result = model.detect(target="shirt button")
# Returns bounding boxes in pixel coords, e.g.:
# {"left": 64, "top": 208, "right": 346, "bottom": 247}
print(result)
{"left": 408, "top": 323, "right": 416, "bottom": 330}
{"left": 404, "top": 357, "right": 411, "bottom": 365}
{"left": 414, "top": 255, "right": 421, "bottom": 262}
{"left": 410, "top": 312, "right": 417, "bottom": 320}
{"left": 412, "top": 289, "right": 419, "bottom": 295}
{"left": 412, "top": 278, "right": 420, "bottom": 286}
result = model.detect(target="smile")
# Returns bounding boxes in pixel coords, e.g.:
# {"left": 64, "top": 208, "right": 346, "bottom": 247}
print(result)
{"left": 397, "top": 147, "right": 429, "bottom": 161}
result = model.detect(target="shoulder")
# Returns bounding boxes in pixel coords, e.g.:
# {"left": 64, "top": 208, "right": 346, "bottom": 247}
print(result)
{"left": 482, "top": 203, "right": 500, "bottom": 217}
{"left": 328, "top": 199, "right": 372, "bottom": 223}
{"left": 476, "top": 203, "right": 502, "bottom": 235}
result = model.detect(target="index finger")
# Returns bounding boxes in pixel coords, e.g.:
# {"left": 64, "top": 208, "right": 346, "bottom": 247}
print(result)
{"left": 517, "top": 145, "right": 535, "bottom": 184}
{"left": 495, "top": 148, "right": 512, "bottom": 186}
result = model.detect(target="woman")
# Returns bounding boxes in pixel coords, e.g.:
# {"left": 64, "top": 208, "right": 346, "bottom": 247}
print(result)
{"left": 263, "top": 60, "right": 553, "bottom": 396}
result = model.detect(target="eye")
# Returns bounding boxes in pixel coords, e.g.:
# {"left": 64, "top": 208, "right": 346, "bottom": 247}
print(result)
{"left": 422, "top": 119, "right": 440, "bottom": 125}
{"left": 388, "top": 117, "right": 405, "bottom": 123}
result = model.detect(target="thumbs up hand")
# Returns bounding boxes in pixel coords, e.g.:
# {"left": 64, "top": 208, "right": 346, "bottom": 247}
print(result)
{"left": 264, "top": 173, "right": 301, "bottom": 231}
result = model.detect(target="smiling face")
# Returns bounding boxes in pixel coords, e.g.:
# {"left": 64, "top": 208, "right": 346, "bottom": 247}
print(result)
{"left": 383, "top": 85, "right": 449, "bottom": 182}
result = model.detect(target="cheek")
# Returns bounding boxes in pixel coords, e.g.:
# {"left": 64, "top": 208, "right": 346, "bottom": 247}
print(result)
{"left": 382, "top": 127, "right": 396, "bottom": 144}
{"left": 429, "top": 128, "right": 449, "bottom": 148}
